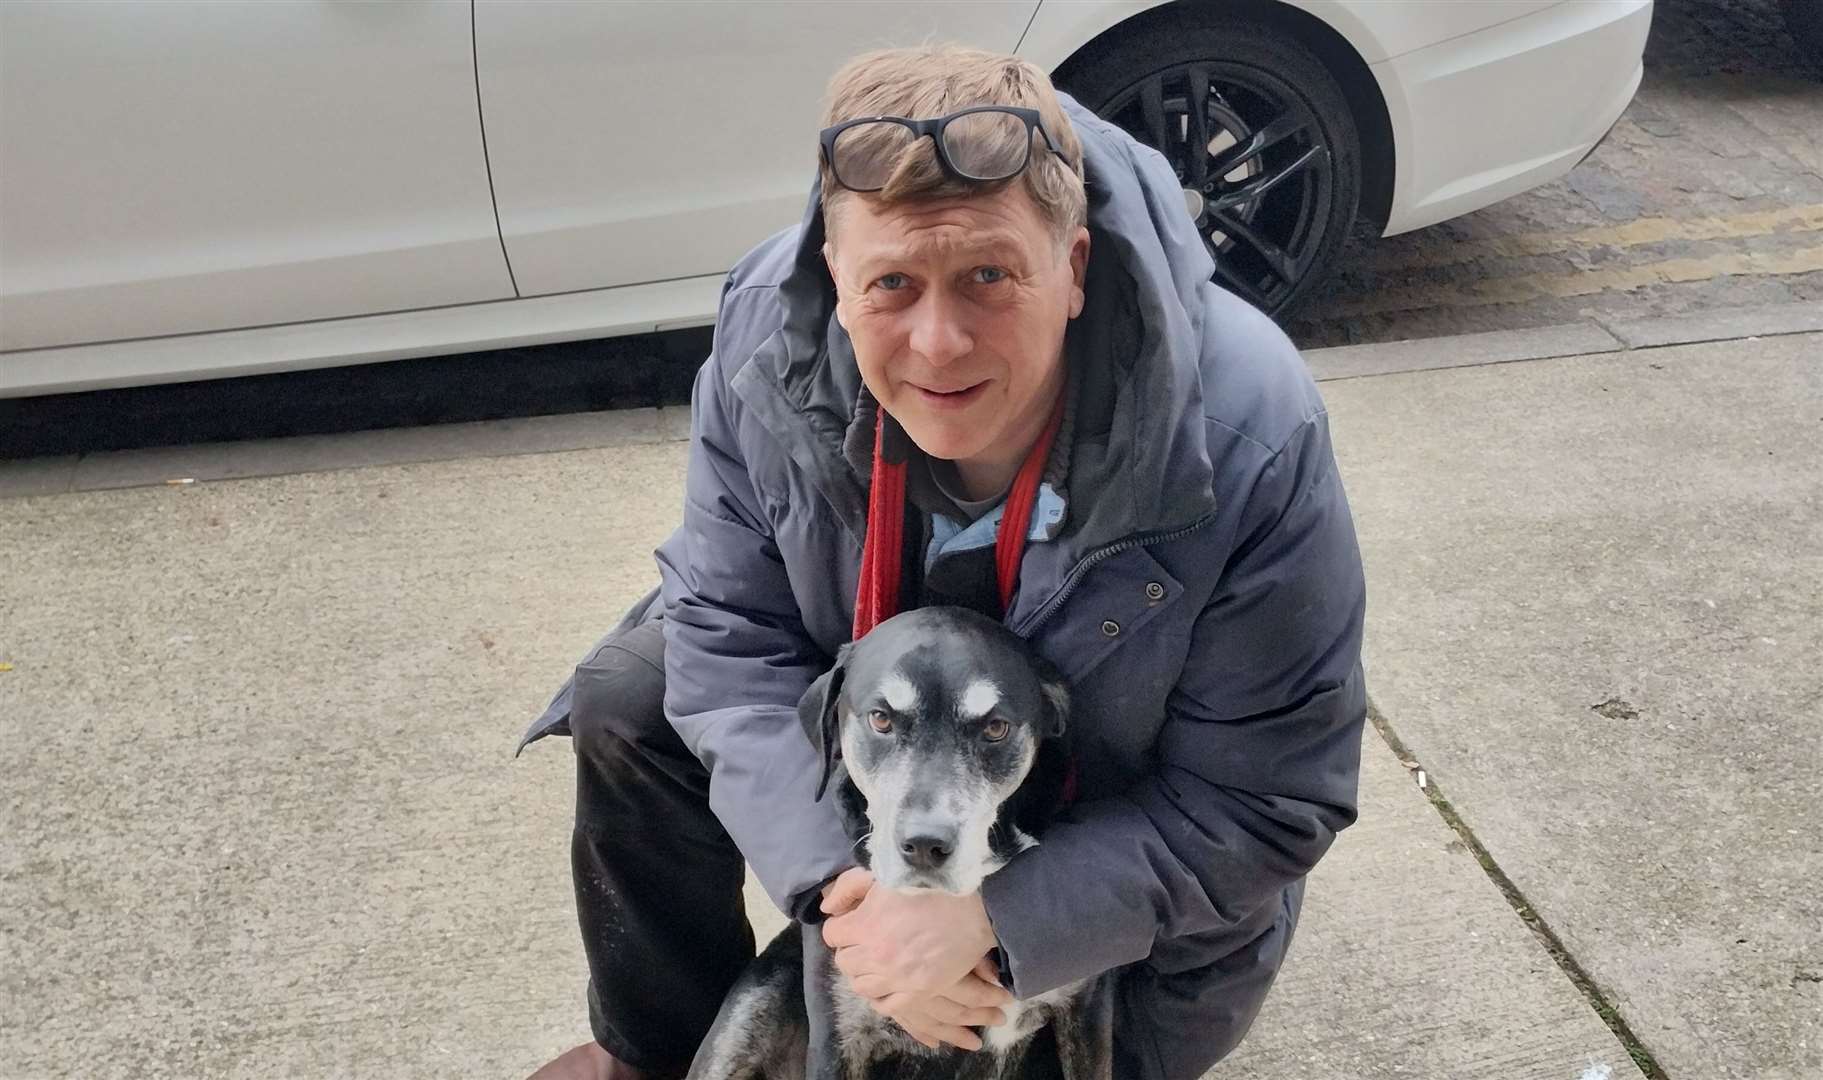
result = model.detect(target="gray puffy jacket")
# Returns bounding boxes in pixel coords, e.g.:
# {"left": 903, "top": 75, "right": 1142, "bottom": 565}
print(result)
{"left": 525, "top": 96, "right": 1367, "bottom": 1079}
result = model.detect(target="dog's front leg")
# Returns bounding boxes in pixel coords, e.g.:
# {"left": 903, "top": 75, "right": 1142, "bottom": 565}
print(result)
{"left": 800, "top": 921, "right": 851, "bottom": 1080}
{"left": 1051, "top": 976, "right": 1115, "bottom": 1080}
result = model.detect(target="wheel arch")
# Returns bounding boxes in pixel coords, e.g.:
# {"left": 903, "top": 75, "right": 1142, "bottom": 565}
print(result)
{"left": 1036, "top": 0, "right": 1395, "bottom": 230}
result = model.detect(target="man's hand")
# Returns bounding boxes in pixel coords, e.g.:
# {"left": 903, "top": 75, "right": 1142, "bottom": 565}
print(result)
{"left": 819, "top": 867, "right": 1013, "bottom": 1050}
{"left": 820, "top": 868, "right": 998, "bottom": 996}
{"left": 861, "top": 958, "right": 1012, "bottom": 1051}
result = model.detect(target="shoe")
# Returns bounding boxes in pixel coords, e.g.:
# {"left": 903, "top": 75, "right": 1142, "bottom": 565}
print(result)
{"left": 525, "top": 1041, "right": 687, "bottom": 1080}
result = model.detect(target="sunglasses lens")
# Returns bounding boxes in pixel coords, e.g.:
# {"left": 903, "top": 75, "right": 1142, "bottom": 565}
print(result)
{"left": 941, "top": 110, "right": 1032, "bottom": 181}
{"left": 830, "top": 121, "right": 916, "bottom": 191}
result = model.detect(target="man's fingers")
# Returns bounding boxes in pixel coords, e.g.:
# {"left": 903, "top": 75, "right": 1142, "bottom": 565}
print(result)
{"left": 828, "top": 943, "right": 880, "bottom": 988}
{"left": 905, "top": 1019, "right": 983, "bottom": 1052}
{"left": 850, "top": 970, "right": 1012, "bottom": 1010}
{"left": 821, "top": 914, "right": 857, "bottom": 951}
{"left": 946, "top": 972, "right": 1015, "bottom": 1009}
{"left": 829, "top": 944, "right": 859, "bottom": 981}
{"left": 819, "top": 866, "right": 874, "bottom": 916}
{"left": 927, "top": 994, "right": 1007, "bottom": 1029}
{"left": 941, "top": 1025, "right": 985, "bottom": 1052}
{"left": 972, "top": 956, "right": 1002, "bottom": 985}
{"left": 870, "top": 994, "right": 987, "bottom": 1052}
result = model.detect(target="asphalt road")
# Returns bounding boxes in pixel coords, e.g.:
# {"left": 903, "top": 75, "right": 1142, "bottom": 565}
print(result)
{"left": 3, "top": 0, "right": 1817, "bottom": 459}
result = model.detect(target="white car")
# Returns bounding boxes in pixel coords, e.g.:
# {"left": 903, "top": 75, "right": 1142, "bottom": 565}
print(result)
{"left": 0, "top": 0, "right": 1652, "bottom": 399}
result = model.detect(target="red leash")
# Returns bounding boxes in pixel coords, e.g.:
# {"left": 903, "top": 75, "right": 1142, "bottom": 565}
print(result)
{"left": 853, "top": 393, "right": 1066, "bottom": 640}
{"left": 851, "top": 415, "right": 908, "bottom": 640}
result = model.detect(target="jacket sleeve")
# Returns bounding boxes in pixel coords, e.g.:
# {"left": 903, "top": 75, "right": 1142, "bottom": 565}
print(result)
{"left": 655, "top": 350, "right": 856, "bottom": 919}
{"left": 980, "top": 410, "right": 1367, "bottom": 997}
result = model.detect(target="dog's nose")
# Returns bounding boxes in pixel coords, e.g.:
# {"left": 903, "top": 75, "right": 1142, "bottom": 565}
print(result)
{"left": 899, "top": 827, "right": 957, "bottom": 871}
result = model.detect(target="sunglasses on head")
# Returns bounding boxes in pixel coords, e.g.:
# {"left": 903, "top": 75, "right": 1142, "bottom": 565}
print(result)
{"left": 819, "top": 105, "right": 1067, "bottom": 193}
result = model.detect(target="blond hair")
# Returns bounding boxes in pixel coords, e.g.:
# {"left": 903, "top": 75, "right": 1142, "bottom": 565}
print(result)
{"left": 819, "top": 44, "right": 1087, "bottom": 247}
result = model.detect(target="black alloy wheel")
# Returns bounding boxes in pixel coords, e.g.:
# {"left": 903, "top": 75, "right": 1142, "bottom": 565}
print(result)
{"left": 1060, "top": 18, "right": 1363, "bottom": 318}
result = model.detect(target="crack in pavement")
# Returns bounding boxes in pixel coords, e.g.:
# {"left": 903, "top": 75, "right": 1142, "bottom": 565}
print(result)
{"left": 1366, "top": 700, "right": 1673, "bottom": 1080}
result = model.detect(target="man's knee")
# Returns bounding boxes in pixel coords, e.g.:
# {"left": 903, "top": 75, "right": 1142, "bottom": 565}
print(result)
{"left": 568, "top": 619, "right": 720, "bottom": 836}
{"left": 569, "top": 619, "right": 672, "bottom": 765}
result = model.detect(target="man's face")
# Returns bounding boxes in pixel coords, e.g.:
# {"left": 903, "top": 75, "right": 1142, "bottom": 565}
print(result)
{"left": 825, "top": 186, "right": 1089, "bottom": 479}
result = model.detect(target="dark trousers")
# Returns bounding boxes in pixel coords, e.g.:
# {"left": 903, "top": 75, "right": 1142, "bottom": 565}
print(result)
{"left": 567, "top": 620, "right": 755, "bottom": 1071}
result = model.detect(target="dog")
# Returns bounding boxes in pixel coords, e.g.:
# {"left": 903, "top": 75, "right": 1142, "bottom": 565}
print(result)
{"left": 686, "top": 606, "right": 1114, "bottom": 1080}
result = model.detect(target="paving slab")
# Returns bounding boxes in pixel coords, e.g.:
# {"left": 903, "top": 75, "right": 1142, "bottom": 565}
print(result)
{"left": 1600, "top": 299, "right": 1823, "bottom": 349}
{"left": 1214, "top": 728, "right": 1639, "bottom": 1080}
{"left": 1320, "top": 333, "right": 1823, "bottom": 1080}
{"left": 0, "top": 448, "right": 690, "bottom": 1079}
{"left": 2, "top": 426, "right": 1636, "bottom": 1078}
{"left": 1303, "top": 322, "right": 1622, "bottom": 383}
{"left": 56, "top": 407, "right": 688, "bottom": 495}
{"left": 0, "top": 408, "right": 692, "bottom": 500}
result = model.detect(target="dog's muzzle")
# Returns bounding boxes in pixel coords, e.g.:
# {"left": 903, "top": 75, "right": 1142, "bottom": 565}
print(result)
{"left": 896, "top": 818, "right": 958, "bottom": 874}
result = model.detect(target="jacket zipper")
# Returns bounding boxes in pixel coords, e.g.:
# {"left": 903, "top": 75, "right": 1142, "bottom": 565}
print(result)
{"left": 1018, "top": 511, "right": 1220, "bottom": 636}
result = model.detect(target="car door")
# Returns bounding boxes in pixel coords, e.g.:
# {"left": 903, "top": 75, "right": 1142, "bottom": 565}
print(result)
{"left": 474, "top": 0, "right": 1040, "bottom": 299}
{"left": 0, "top": 0, "right": 514, "bottom": 353}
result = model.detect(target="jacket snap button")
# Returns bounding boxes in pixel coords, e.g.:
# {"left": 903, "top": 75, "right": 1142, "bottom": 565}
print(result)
{"left": 1101, "top": 619, "right": 1121, "bottom": 637}
{"left": 1144, "top": 581, "right": 1166, "bottom": 602}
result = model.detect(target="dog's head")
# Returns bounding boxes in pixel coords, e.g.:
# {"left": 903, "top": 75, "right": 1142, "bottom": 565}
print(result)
{"left": 798, "top": 607, "right": 1070, "bottom": 895}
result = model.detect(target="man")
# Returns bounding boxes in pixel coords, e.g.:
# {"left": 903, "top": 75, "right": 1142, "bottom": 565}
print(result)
{"left": 523, "top": 44, "right": 1366, "bottom": 1080}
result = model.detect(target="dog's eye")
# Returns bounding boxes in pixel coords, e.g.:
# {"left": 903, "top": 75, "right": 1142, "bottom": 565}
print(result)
{"left": 983, "top": 718, "right": 1010, "bottom": 742}
{"left": 868, "top": 710, "right": 893, "bottom": 734}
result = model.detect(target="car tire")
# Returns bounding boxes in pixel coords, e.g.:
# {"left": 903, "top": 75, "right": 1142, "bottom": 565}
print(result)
{"left": 1058, "top": 15, "right": 1362, "bottom": 318}
{"left": 1784, "top": 0, "right": 1823, "bottom": 69}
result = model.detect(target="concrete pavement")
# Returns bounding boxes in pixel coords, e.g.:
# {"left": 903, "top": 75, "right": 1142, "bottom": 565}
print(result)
{"left": 1324, "top": 330, "right": 1822, "bottom": 1079}
{"left": 2, "top": 314, "right": 1816, "bottom": 1078}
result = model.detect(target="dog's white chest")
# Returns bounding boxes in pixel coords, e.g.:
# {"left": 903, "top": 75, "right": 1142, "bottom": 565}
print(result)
{"left": 981, "top": 979, "right": 1088, "bottom": 1054}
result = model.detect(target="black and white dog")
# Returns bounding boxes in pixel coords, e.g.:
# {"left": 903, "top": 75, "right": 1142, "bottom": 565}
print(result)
{"left": 687, "top": 607, "right": 1114, "bottom": 1080}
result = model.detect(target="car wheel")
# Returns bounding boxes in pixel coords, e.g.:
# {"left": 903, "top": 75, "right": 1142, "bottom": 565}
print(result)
{"left": 1058, "top": 16, "right": 1362, "bottom": 318}
{"left": 1785, "top": 0, "right": 1823, "bottom": 69}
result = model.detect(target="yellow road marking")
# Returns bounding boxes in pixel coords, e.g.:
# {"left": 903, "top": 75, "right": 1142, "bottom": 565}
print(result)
{"left": 1328, "top": 244, "right": 1823, "bottom": 319}
{"left": 1367, "top": 204, "right": 1823, "bottom": 272}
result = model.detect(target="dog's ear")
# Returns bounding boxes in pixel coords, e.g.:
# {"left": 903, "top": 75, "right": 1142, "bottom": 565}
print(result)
{"left": 798, "top": 645, "right": 850, "bottom": 801}
{"left": 1033, "top": 654, "right": 1070, "bottom": 740}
